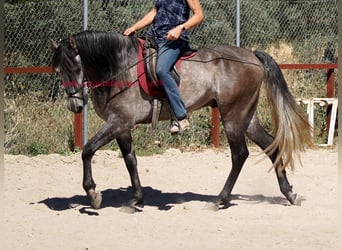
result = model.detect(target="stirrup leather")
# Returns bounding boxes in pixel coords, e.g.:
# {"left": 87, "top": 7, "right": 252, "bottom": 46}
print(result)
{"left": 151, "top": 98, "right": 163, "bottom": 129}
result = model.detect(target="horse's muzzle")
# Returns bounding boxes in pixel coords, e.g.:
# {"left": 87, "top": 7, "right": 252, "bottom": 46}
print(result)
{"left": 67, "top": 95, "right": 84, "bottom": 113}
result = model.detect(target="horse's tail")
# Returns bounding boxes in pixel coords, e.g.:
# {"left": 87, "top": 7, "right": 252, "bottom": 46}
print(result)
{"left": 253, "top": 50, "right": 313, "bottom": 172}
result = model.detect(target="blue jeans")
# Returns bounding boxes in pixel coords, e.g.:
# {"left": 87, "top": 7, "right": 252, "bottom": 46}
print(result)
{"left": 156, "top": 39, "right": 188, "bottom": 120}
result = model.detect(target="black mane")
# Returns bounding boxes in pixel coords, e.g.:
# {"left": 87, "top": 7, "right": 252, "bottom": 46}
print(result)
{"left": 72, "top": 30, "right": 140, "bottom": 82}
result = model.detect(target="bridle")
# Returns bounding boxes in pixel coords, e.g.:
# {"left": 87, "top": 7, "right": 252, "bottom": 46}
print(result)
{"left": 66, "top": 84, "right": 85, "bottom": 100}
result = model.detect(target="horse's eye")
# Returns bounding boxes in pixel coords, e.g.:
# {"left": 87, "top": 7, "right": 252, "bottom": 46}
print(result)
{"left": 75, "top": 55, "right": 81, "bottom": 63}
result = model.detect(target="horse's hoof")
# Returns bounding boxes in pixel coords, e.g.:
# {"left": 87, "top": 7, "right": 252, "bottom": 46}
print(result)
{"left": 292, "top": 194, "right": 302, "bottom": 206}
{"left": 120, "top": 200, "right": 143, "bottom": 214}
{"left": 88, "top": 189, "right": 102, "bottom": 209}
{"left": 128, "top": 198, "right": 144, "bottom": 212}
{"left": 205, "top": 202, "right": 220, "bottom": 211}
{"left": 206, "top": 197, "right": 231, "bottom": 211}
{"left": 120, "top": 206, "right": 142, "bottom": 214}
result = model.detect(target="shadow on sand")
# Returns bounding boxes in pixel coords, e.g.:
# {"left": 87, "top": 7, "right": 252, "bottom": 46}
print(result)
{"left": 38, "top": 186, "right": 289, "bottom": 215}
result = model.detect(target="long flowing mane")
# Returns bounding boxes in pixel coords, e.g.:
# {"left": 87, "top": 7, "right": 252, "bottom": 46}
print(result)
{"left": 72, "top": 30, "right": 140, "bottom": 82}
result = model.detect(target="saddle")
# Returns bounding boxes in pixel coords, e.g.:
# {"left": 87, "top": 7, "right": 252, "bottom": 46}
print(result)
{"left": 137, "top": 36, "right": 196, "bottom": 129}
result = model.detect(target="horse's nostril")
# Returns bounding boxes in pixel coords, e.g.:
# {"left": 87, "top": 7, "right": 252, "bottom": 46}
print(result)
{"left": 76, "top": 106, "right": 83, "bottom": 113}
{"left": 67, "top": 97, "right": 84, "bottom": 113}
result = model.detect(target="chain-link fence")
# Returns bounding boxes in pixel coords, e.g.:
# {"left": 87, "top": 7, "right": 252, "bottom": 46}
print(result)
{"left": 4, "top": 0, "right": 338, "bottom": 154}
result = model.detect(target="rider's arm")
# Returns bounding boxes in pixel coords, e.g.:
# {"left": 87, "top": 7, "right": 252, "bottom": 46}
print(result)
{"left": 123, "top": 8, "right": 157, "bottom": 36}
{"left": 182, "top": 0, "right": 204, "bottom": 31}
{"left": 166, "top": 0, "right": 204, "bottom": 40}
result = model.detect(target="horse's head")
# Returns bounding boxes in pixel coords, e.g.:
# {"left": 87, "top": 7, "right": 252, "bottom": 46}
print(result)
{"left": 50, "top": 37, "right": 84, "bottom": 113}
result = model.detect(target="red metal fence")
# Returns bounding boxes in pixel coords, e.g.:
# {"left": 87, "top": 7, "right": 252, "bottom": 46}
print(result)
{"left": 4, "top": 63, "right": 338, "bottom": 149}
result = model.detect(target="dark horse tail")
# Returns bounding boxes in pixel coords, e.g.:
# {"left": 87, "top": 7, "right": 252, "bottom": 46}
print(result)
{"left": 254, "top": 50, "right": 313, "bottom": 172}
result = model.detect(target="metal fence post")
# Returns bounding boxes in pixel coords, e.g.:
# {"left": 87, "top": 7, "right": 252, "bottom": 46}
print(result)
{"left": 236, "top": 0, "right": 240, "bottom": 47}
{"left": 82, "top": 0, "right": 88, "bottom": 147}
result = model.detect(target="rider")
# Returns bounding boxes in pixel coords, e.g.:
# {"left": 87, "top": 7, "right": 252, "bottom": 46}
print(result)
{"left": 124, "top": 0, "right": 204, "bottom": 134}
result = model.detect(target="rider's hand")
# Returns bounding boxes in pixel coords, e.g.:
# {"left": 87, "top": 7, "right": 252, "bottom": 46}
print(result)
{"left": 123, "top": 27, "right": 136, "bottom": 36}
{"left": 166, "top": 26, "right": 183, "bottom": 40}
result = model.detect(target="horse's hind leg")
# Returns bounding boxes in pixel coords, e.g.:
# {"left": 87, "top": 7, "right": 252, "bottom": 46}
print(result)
{"left": 216, "top": 119, "right": 250, "bottom": 207}
{"left": 246, "top": 113, "right": 301, "bottom": 205}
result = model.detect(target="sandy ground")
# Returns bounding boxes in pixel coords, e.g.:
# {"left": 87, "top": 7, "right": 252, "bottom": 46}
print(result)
{"left": 3, "top": 147, "right": 339, "bottom": 250}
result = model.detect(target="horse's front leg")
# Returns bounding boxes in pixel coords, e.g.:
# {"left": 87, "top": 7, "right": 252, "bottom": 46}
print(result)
{"left": 117, "top": 132, "right": 143, "bottom": 209}
{"left": 81, "top": 121, "right": 121, "bottom": 209}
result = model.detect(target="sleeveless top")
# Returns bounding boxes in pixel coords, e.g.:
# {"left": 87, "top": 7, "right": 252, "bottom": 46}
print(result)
{"left": 147, "top": 0, "right": 190, "bottom": 46}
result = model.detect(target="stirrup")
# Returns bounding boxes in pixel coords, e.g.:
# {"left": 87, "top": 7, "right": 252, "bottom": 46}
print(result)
{"left": 151, "top": 99, "right": 163, "bottom": 129}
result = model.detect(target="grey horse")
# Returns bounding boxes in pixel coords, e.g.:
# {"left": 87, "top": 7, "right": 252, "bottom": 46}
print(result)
{"left": 51, "top": 30, "right": 312, "bottom": 210}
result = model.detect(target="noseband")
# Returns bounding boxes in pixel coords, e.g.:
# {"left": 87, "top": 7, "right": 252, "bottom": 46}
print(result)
{"left": 62, "top": 78, "right": 86, "bottom": 102}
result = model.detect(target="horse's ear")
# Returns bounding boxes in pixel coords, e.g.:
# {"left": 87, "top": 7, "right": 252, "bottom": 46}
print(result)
{"left": 69, "top": 36, "right": 78, "bottom": 51}
{"left": 49, "top": 38, "right": 59, "bottom": 50}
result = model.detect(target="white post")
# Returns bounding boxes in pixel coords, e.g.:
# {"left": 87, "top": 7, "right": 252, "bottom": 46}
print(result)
{"left": 236, "top": 0, "right": 240, "bottom": 47}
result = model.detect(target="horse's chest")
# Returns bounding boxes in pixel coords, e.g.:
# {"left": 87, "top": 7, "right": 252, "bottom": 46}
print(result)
{"left": 90, "top": 92, "right": 110, "bottom": 120}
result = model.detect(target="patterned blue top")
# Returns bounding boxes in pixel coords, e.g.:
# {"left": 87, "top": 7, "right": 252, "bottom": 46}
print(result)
{"left": 147, "top": 0, "right": 190, "bottom": 46}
